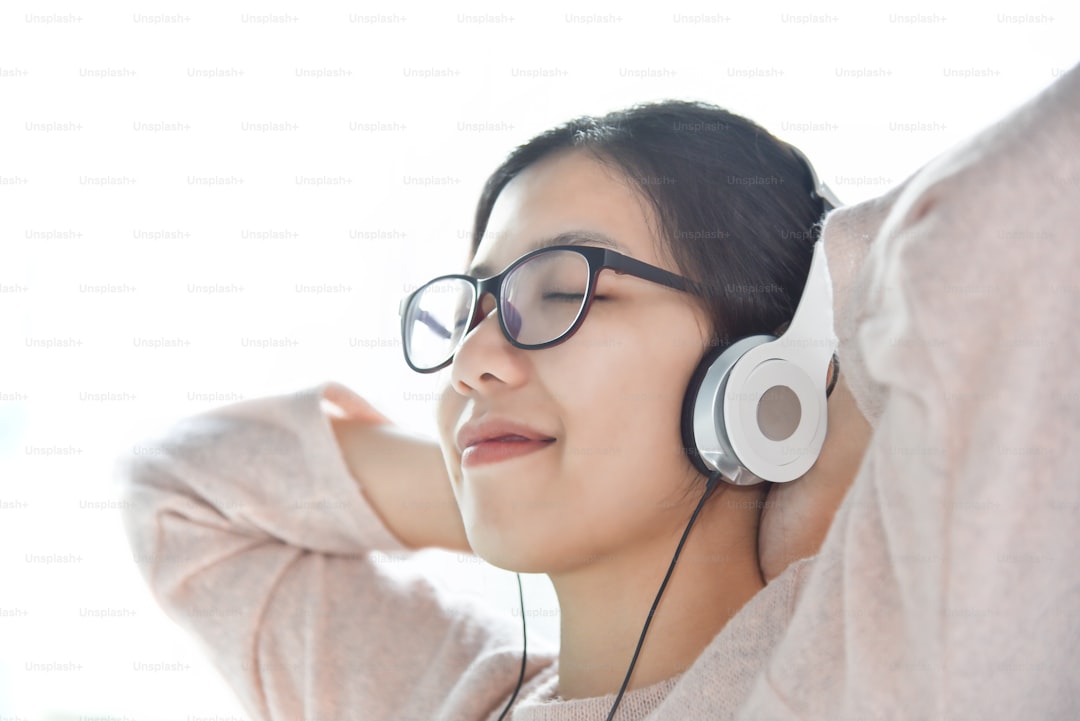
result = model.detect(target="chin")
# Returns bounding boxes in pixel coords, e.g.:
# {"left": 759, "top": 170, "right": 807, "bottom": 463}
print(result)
{"left": 472, "top": 542, "right": 547, "bottom": 574}
{"left": 465, "top": 519, "right": 562, "bottom": 574}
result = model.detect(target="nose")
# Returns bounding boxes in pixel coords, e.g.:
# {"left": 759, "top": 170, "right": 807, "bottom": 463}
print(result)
{"left": 450, "top": 292, "right": 528, "bottom": 396}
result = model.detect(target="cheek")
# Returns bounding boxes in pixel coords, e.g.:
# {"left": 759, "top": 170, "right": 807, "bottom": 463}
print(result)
{"left": 546, "top": 321, "right": 701, "bottom": 489}
{"left": 435, "top": 374, "right": 464, "bottom": 467}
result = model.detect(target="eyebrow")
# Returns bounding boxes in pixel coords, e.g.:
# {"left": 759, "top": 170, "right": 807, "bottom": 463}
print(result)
{"left": 467, "top": 230, "right": 625, "bottom": 278}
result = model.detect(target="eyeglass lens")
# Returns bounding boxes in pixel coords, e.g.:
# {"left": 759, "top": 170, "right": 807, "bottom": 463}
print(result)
{"left": 404, "top": 249, "right": 591, "bottom": 370}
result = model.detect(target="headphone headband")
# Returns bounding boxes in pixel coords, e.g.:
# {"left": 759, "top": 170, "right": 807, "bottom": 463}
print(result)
{"left": 783, "top": 142, "right": 842, "bottom": 212}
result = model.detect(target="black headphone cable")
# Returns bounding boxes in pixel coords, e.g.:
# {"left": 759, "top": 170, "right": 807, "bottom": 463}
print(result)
{"left": 603, "top": 470, "right": 723, "bottom": 720}
{"left": 495, "top": 572, "right": 527, "bottom": 721}
{"left": 496, "top": 470, "right": 723, "bottom": 721}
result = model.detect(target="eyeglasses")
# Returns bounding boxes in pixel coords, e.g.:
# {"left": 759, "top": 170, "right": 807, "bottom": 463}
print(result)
{"left": 399, "top": 244, "right": 697, "bottom": 373}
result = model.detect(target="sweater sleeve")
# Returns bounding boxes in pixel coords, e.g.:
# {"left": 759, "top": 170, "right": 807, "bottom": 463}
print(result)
{"left": 740, "top": 64, "right": 1080, "bottom": 720}
{"left": 117, "top": 382, "right": 553, "bottom": 721}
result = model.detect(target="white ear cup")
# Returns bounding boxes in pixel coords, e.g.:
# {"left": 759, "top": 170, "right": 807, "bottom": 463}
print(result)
{"left": 724, "top": 347, "right": 828, "bottom": 482}
{"left": 681, "top": 240, "right": 838, "bottom": 486}
{"left": 686, "top": 336, "right": 776, "bottom": 485}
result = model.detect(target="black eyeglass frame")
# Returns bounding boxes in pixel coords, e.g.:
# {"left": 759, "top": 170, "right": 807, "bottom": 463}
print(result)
{"left": 398, "top": 244, "right": 697, "bottom": 373}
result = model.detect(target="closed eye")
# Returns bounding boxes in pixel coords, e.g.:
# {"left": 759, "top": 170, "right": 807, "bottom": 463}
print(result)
{"left": 542, "top": 292, "right": 586, "bottom": 302}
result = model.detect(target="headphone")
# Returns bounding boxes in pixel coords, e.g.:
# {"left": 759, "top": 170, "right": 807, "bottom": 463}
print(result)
{"left": 680, "top": 145, "right": 842, "bottom": 486}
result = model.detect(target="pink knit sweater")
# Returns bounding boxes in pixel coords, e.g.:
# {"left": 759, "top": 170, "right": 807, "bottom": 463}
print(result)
{"left": 119, "top": 63, "right": 1080, "bottom": 720}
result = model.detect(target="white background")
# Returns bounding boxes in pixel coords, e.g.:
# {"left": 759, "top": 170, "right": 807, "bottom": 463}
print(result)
{"left": 0, "top": 1, "right": 1076, "bottom": 719}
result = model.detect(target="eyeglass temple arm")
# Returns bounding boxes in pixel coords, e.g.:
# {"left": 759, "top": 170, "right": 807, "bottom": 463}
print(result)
{"left": 603, "top": 251, "right": 698, "bottom": 293}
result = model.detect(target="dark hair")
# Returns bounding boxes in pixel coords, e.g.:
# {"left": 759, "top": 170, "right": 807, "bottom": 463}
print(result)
{"left": 470, "top": 100, "right": 828, "bottom": 346}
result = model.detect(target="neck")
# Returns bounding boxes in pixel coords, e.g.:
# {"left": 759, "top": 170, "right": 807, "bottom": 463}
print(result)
{"left": 549, "top": 485, "right": 765, "bottom": 700}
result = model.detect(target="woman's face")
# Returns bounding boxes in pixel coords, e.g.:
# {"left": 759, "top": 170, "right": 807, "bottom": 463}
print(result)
{"left": 435, "top": 150, "right": 715, "bottom": 573}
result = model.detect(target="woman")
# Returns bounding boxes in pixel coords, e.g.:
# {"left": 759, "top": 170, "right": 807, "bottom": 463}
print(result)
{"left": 120, "top": 68, "right": 1080, "bottom": 720}
{"left": 122, "top": 100, "right": 866, "bottom": 719}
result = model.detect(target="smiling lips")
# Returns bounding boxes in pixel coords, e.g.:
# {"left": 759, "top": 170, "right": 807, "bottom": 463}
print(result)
{"left": 457, "top": 420, "right": 556, "bottom": 468}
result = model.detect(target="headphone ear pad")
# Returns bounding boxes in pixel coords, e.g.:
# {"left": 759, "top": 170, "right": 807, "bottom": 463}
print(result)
{"left": 680, "top": 335, "right": 776, "bottom": 481}
{"left": 681, "top": 344, "right": 726, "bottom": 477}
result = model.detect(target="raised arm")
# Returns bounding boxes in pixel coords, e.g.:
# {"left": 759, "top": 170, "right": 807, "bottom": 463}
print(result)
{"left": 741, "top": 63, "right": 1080, "bottom": 720}
{"left": 119, "top": 383, "right": 550, "bottom": 721}
{"left": 323, "top": 381, "right": 469, "bottom": 552}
